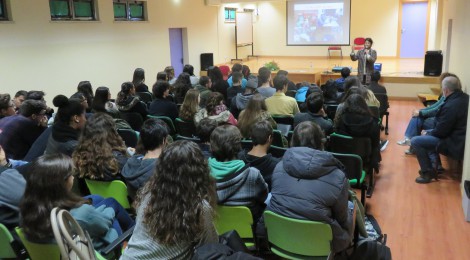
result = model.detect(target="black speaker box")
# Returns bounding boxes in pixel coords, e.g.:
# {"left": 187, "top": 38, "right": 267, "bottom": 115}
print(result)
{"left": 424, "top": 50, "right": 443, "bottom": 76}
{"left": 200, "top": 53, "right": 214, "bottom": 71}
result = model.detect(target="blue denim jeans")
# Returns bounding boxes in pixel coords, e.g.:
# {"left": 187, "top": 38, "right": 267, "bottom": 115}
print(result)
{"left": 404, "top": 117, "right": 435, "bottom": 139}
{"left": 410, "top": 135, "right": 441, "bottom": 172}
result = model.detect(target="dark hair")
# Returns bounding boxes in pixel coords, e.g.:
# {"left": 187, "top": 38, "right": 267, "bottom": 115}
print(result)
{"left": 306, "top": 93, "right": 324, "bottom": 114}
{"left": 77, "top": 81, "right": 94, "bottom": 107}
{"left": 273, "top": 74, "right": 289, "bottom": 91}
{"left": 156, "top": 71, "right": 168, "bottom": 81}
{"left": 132, "top": 68, "right": 146, "bottom": 87}
{"left": 251, "top": 120, "right": 273, "bottom": 146}
{"left": 183, "top": 64, "right": 195, "bottom": 76}
{"left": 343, "top": 94, "right": 371, "bottom": 116}
{"left": 152, "top": 80, "right": 170, "bottom": 99}
{"left": 365, "top": 37, "right": 373, "bottom": 45}
{"left": 52, "top": 95, "right": 85, "bottom": 125}
{"left": 26, "top": 91, "right": 45, "bottom": 101}
{"left": 91, "top": 86, "right": 110, "bottom": 112}
{"left": 205, "top": 92, "right": 224, "bottom": 116}
{"left": 341, "top": 67, "right": 351, "bottom": 78}
{"left": 197, "top": 118, "right": 218, "bottom": 143}
{"left": 0, "top": 94, "right": 11, "bottom": 110}
{"left": 290, "top": 121, "right": 324, "bottom": 150}
{"left": 439, "top": 72, "right": 462, "bottom": 90}
{"left": 341, "top": 86, "right": 367, "bottom": 103}
{"left": 116, "top": 82, "right": 135, "bottom": 104}
{"left": 343, "top": 76, "right": 362, "bottom": 93}
{"left": 237, "top": 94, "right": 268, "bottom": 138}
{"left": 199, "top": 76, "right": 210, "bottom": 86}
{"left": 173, "top": 73, "right": 192, "bottom": 102}
{"left": 276, "top": 70, "right": 289, "bottom": 77}
{"left": 258, "top": 67, "right": 271, "bottom": 86}
{"left": 231, "top": 63, "right": 243, "bottom": 73}
{"left": 371, "top": 71, "right": 381, "bottom": 82}
{"left": 231, "top": 72, "right": 243, "bottom": 85}
{"left": 15, "top": 90, "right": 28, "bottom": 98}
{"left": 207, "top": 66, "right": 224, "bottom": 84}
{"left": 210, "top": 125, "right": 242, "bottom": 161}
{"left": 242, "top": 65, "right": 251, "bottom": 79}
{"left": 164, "top": 66, "right": 175, "bottom": 80}
{"left": 139, "top": 118, "right": 169, "bottom": 152}
{"left": 135, "top": 140, "right": 216, "bottom": 245}
{"left": 20, "top": 154, "right": 86, "bottom": 242}
{"left": 19, "top": 100, "right": 46, "bottom": 117}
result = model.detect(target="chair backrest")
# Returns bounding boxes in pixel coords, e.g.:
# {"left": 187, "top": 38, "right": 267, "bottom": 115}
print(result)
{"left": 331, "top": 152, "right": 364, "bottom": 186}
{"left": 135, "top": 92, "right": 153, "bottom": 105}
{"left": 120, "top": 112, "right": 144, "bottom": 131}
{"left": 241, "top": 139, "right": 254, "bottom": 151}
{"left": 353, "top": 37, "right": 366, "bottom": 45}
{"left": 0, "top": 224, "right": 16, "bottom": 258}
{"left": 272, "top": 130, "right": 284, "bottom": 147}
{"left": 174, "top": 135, "right": 201, "bottom": 143}
{"left": 215, "top": 206, "right": 254, "bottom": 241}
{"left": 328, "top": 133, "right": 372, "bottom": 164}
{"left": 325, "top": 104, "right": 339, "bottom": 120}
{"left": 285, "top": 90, "right": 297, "bottom": 98}
{"left": 373, "top": 93, "right": 389, "bottom": 115}
{"left": 147, "top": 115, "right": 176, "bottom": 136}
{"left": 268, "top": 145, "right": 287, "bottom": 158}
{"left": 174, "top": 118, "right": 197, "bottom": 137}
{"left": 15, "top": 227, "right": 61, "bottom": 260}
{"left": 272, "top": 115, "right": 294, "bottom": 127}
{"left": 264, "top": 211, "right": 332, "bottom": 257}
{"left": 84, "top": 179, "right": 131, "bottom": 209}
{"left": 117, "top": 129, "right": 139, "bottom": 148}
{"left": 368, "top": 106, "right": 380, "bottom": 119}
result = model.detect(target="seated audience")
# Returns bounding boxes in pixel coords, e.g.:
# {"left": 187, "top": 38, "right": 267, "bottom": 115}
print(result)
{"left": 238, "top": 94, "right": 277, "bottom": 139}
{"left": 209, "top": 125, "right": 268, "bottom": 222}
{"left": 165, "top": 66, "right": 176, "bottom": 85}
{"left": 238, "top": 120, "right": 280, "bottom": 190}
{"left": 77, "top": 81, "right": 94, "bottom": 113}
{"left": 172, "top": 72, "right": 192, "bottom": 104}
{"left": 335, "top": 67, "right": 351, "bottom": 92}
{"left": 294, "top": 92, "right": 333, "bottom": 135}
{"left": 179, "top": 89, "right": 200, "bottom": 122}
{"left": 73, "top": 113, "right": 129, "bottom": 181}
{"left": 116, "top": 82, "right": 148, "bottom": 119}
{"left": 44, "top": 95, "right": 86, "bottom": 156}
{"left": 0, "top": 94, "right": 16, "bottom": 119}
{"left": 208, "top": 66, "right": 229, "bottom": 100}
{"left": 194, "top": 92, "right": 237, "bottom": 126}
{"left": 122, "top": 118, "right": 168, "bottom": 200}
{"left": 122, "top": 141, "right": 217, "bottom": 259}
{"left": 13, "top": 90, "right": 27, "bottom": 112}
{"left": 265, "top": 75, "right": 300, "bottom": 116}
{"left": 133, "top": 68, "right": 149, "bottom": 92}
{"left": 226, "top": 72, "right": 244, "bottom": 107}
{"left": 26, "top": 90, "right": 54, "bottom": 118}
{"left": 227, "top": 63, "right": 248, "bottom": 88}
{"left": 276, "top": 70, "right": 297, "bottom": 91}
{"left": 412, "top": 75, "right": 468, "bottom": 183}
{"left": 242, "top": 64, "right": 257, "bottom": 83}
{"left": 294, "top": 81, "right": 312, "bottom": 103}
{"left": 0, "top": 100, "right": 47, "bottom": 159}
{"left": 257, "top": 67, "right": 276, "bottom": 98}
{"left": 156, "top": 71, "right": 168, "bottom": 82}
{"left": 148, "top": 80, "right": 179, "bottom": 121}
{"left": 230, "top": 80, "right": 257, "bottom": 119}
{"left": 91, "top": 86, "right": 120, "bottom": 118}
{"left": 196, "top": 118, "right": 218, "bottom": 158}
{"left": 322, "top": 79, "right": 340, "bottom": 104}
{"left": 195, "top": 76, "right": 212, "bottom": 108}
{"left": 267, "top": 121, "right": 353, "bottom": 253}
{"left": 20, "top": 154, "right": 134, "bottom": 251}
{"left": 183, "top": 64, "right": 199, "bottom": 86}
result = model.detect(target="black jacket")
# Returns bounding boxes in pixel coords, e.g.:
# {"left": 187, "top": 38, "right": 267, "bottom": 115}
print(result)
{"left": 238, "top": 150, "right": 280, "bottom": 191}
{"left": 148, "top": 98, "right": 179, "bottom": 121}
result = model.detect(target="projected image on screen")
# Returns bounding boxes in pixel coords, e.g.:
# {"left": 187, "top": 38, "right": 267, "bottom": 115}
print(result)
{"left": 287, "top": 0, "right": 351, "bottom": 46}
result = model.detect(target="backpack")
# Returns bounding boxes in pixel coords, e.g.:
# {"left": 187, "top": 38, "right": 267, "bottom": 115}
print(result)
{"left": 349, "top": 239, "right": 392, "bottom": 260}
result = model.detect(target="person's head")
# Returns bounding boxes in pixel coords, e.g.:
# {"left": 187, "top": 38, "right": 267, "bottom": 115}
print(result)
{"left": 175, "top": 72, "right": 191, "bottom": 86}
{"left": 341, "top": 86, "right": 367, "bottom": 103}
{"left": 14, "top": 90, "right": 27, "bottom": 108}
{"left": 343, "top": 76, "right": 362, "bottom": 93}
{"left": 244, "top": 81, "right": 257, "bottom": 94}
{"left": 132, "top": 68, "right": 146, "bottom": 86}
{"left": 139, "top": 118, "right": 169, "bottom": 152}
{"left": 91, "top": 86, "right": 111, "bottom": 112}
{"left": 238, "top": 94, "right": 268, "bottom": 138}
{"left": 152, "top": 80, "right": 171, "bottom": 99}
{"left": 341, "top": 67, "right": 351, "bottom": 78}
{"left": 210, "top": 125, "right": 241, "bottom": 161}
{"left": 273, "top": 74, "right": 289, "bottom": 92}
{"left": 77, "top": 81, "right": 94, "bottom": 107}
{"left": 26, "top": 90, "right": 45, "bottom": 101}
{"left": 439, "top": 72, "right": 462, "bottom": 91}
{"left": 276, "top": 70, "right": 289, "bottom": 77}
{"left": 242, "top": 65, "right": 251, "bottom": 79}
{"left": 136, "top": 140, "right": 216, "bottom": 246}
{"left": 20, "top": 154, "right": 85, "bottom": 242}
{"left": 343, "top": 93, "right": 370, "bottom": 115}
{"left": 0, "top": 94, "right": 15, "bottom": 117}
{"left": 199, "top": 76, "right": 212, "bottom": 89}
{"left": 207, "top": 66, "right": 224, "bottom": 83}
{"left": 73, "top": 113, "right": 126, "bottom": 179}
{"left": 197, "top": 118, "right": 218, "bottom": 143}
{"left": 156, "top": 71, "right": 168, "bottom": 82}
{"left": 205, "top": 92, "right": 224, "bottom": 115}
{"left": 364, "top": 37, "right": 373, "bottom": 49}
{"left": 441, "top": 76, "right": 461, "bottom": 98}
{"left": 183, "top": 64, "right": 195, "bottom": 76}
{"left": 306, "top": 92, "right": 324, "bottom": 114}
{"left": 179, "top": 89, "right": 200, "bottom": 121}
{"left": 53, "top": 94, "right": 86, "bottom": 129}
{"left": 164, "top": 66, "right": 175, "bottom": 80}
{"left": 19, "top": 100, "right": 47, "bottom": 124}
{"left": 290, "top": 121, "right": 324, "bottom": 150}
{"left": 251, "top": 120, "right": 273, "bottom": 146}
{"left": 258, "top": 67, "right": 271, "bottom": 86}
{"left": 70, "top": 92, "right": 89, "bottom": 110}
{"left": 231, "top": 72, "right": 243, "bottom": 86}
{"left": 371, "top": 71, "right": 381, "bottom": 82}
{"left": 117, "top": 82, "right": 135, "bottom": 103}
{"left": 231, "top": 63, "right": 243, "bottom": 73}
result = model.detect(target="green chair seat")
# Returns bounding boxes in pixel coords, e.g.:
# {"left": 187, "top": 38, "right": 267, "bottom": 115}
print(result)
{"left": 0, "top": 224, "right": 16, "bottom": 258}
{"left": 85, "top": 179, "right": 131, "bottom": 209}
{"left": 214, "top": 205, "right": 255, "bottom": 248}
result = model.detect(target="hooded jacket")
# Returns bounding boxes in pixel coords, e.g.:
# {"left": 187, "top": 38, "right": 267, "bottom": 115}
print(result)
{"left": 121, "top": 155, "right": 158, "bottom": 199}
{"left": 0, "top": 169, "right": 26, "bottom": 228}
{"left": 238, "top": 150, "right": 280, "bottom": 191}
{"left": 268, "top": 147, "right": 352, "bottom": 253}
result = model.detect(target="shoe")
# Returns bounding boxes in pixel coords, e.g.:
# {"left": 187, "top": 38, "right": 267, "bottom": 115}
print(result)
{"left": 380, "top": 140, "right": 389, "bottom": 152}
{"left": 416, "top": 170, "right": 438, "bottom": 184}
{"left": 397, "top": 138, "right": 411, "bottom": 146}
{"left": 405, "top": 149, "right": 414, "bottom": 155}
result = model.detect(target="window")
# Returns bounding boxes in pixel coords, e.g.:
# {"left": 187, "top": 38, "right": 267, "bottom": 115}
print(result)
{"left": 224, "top": 7, "right": 236, "bottom": 23}
{"left": 113, "top": 0, "right": 146, "bottom": 21}
{"left": 0, "top": 0, "right": 9, "bottom": 21}
{"left": 49, "top": 0, "right": 96, "bottom": 20}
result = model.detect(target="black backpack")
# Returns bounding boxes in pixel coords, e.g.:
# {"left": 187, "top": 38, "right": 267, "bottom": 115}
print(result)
{"left": 349, "top": 239, "right": 392, "bottom": 260}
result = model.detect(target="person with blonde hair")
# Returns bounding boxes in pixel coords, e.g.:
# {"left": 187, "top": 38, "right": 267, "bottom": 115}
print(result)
{"left": 179, "top": 89, "right": 200, "bottom": 122}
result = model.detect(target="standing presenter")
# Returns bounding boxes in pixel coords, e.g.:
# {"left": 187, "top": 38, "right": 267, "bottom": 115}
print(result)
{"left": 350, "top": 37, "right": 377, "bottom": 85}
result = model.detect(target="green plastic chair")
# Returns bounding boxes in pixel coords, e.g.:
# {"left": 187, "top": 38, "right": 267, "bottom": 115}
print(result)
{"left": 147, "top": 115, "right": 176, "bottom": 136}
{"left": 85, "top": 179, "right": 131, "bottom": 209}
{"left": 264, "top": 211, "right": 333, "bottom": 260}
{"left": 0, "top": 224, "right": 16, "bottom": 258}
{"left": 331, "top": 152, "right": 367, "bottom": 205}
{"left": 214, "top": 205, "right": 255, "bottom": 248}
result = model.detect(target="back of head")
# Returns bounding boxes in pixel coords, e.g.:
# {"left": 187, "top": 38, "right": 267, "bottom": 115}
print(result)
{"left": 26, "top": 90, "right": 45, "bottom": 101}
{"left": 117, "top": 82, "right": 134, "bottom": 103}
{"left": 140, "top": 118, "right": 169, "bottom": 152}
{"left": 210, "top": 125, "right": 242, "bottom": 161}
{"left": 157, "top": 71, "right": 168, "bottom": 81}
{"left": 341, "top": 67, "right": 351, "bottom": 78}
{"left": 205, "top": 92, "right": 224, "bottom": 115}
{"left": 164, "top": 66, "right": 175, "bottom": 79}
{"left": 197, "top": 118, "right": 218, "bottom": 143}
{"left": 442, "top": 76, "right": 460, "bottom": 93}
{"left": 306, "top": 92, "right": 324, "bottom": 114}
{"left": 53, "top": 94, "right": 85, "bottom": 125}
{"left": 183, "top": 64, "right": 195, "bottom": 76}
{"left": 231, "top": 63, "right": 243, "bottom": 73}
{"left": 92, "top": 86, "right": 110, "bottom": 112}
{"left": 290, "top": 121, "right": 324, "bottom": 150}
{"left": 208, "top": 66, "right": 223, "bottom": 83}
{"left": 152, "top": 80, "right": 170, "bottom": 99}
{"left": 77, "top": 81, "right": 94, "bottom": 98}
{"left": 341, "top": 86, "right": 367, "bottom": 103}
{"left": 242, "top": 65, "right": 250, "bottom": 78}
{"left": 440, "top": 72, "right": 462, "bottom": 90}
{"left": 371, "top": 71, "right": 381, "bottom": 82}
{"left": 175, "top": 72, "right": 191, "bottom": 86}
{"left": 273, "top": 74, "right": 288, "bottom": 91}
{"left": 180, "top": 89, "right": 200, "bottom": 121}
{"left": 277, "top": 70, "right": 289, "bottom": 77}
{"left": 258, "top": 67, "right": 271, "bottom": 86}
{"left": 132, "top": 68, "right": 145, "bottom": 86}
{"left": 231, "top": 72, "right": 243, "bottom": 85}
{"left": 343, "top": 76, "right": 361, "bottom": 93}
{"left": 0, "top": 93, "right": 11, "bottom": 110}
{"left": 251, "top": 120, "right": 273, "bottom": 146}
{"left": 15, "top": 90, "right": 28, "bottom": 98}
{"left": 343, "top": 93, "right": 370, "bottom": 115}
{"left": 199, "top": 76, "right": 210, "bottom": 86}
{"left": 19, "top": 99, "right": 46, "bottom": 117}
{"left": 80, "top": 112, "right": 117, "bottom": 139}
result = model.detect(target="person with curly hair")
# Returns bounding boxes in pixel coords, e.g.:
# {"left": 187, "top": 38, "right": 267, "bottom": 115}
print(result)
{"left": 178, "top": 89, "right": 200, "bottom": 122}
{"left": 148, "top": 80, "right": 179, "bottom": 121}
{"left": 237, "top": 94, "right": 277, "bottom": 139}
{"left": 0, "top": 94, "right": 16, "bottom": 119}
{"left": 122, "top": 140, "right": 217, "bottom": 259}
{"left": 72, "top": 113, "right": 128, "bottom": 181}
{"left": 194, "top": 92, "right": 237, "bottom": 126}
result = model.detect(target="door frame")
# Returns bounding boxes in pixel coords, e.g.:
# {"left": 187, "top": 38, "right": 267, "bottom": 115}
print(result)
{"left": 397, "top": 0, "right": 431, "bottom": 58}
{"left": 169, "top": 28, "right": 189, "bottom": 78}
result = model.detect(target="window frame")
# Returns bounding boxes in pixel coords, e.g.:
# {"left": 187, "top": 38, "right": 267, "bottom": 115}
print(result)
{"left": 0, "top": 0, "right": 9, "bottom": 21}
{"left": 224, "top": 7, "right": 236, "bottom": 23}
{"left": 113, "top": 0, "right": 146, "bottom": 21}
{"left": 49, "top": 0, "right": 97, "bottom": 21}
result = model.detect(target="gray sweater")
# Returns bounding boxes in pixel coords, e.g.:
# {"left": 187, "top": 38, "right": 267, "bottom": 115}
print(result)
{"left": 0, "top": 169, "right": 26, "bottom": 227}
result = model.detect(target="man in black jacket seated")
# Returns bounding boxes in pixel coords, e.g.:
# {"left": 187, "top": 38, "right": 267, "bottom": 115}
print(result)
{"left": 411, "top": 75, "right": 469, "bottom": 184}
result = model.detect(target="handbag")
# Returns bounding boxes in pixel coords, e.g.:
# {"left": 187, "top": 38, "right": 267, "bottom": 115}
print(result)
{"left": 50, "top": 207, "right": 97, "bottom": 260}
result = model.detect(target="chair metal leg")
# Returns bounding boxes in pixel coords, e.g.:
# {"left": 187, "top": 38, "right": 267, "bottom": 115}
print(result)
{"left": 366, "top": 169, "right": 375, "bottom": 198}
{"left": 385, "top": 112, "right": 389, "bottom": 135}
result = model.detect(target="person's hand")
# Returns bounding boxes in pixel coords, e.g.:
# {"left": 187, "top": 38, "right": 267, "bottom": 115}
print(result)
{"left": 421, "top": 130, "right": 427, "bottom": 135}
{"left": 0, "top": 146, "right": 8, "bottom": 167}
{"left": 412, "top": 109, "right": 419, "bottom": 117}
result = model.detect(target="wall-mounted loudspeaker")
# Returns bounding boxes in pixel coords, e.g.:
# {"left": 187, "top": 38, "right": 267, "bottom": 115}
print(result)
{"left": 424, "top": 50, "right": 443, "bottom": 76}
{"left": 200, "top": 53, "right": 214, "bottom": 71}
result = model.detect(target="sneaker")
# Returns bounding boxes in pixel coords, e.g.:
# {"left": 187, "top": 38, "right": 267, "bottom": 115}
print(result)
{"left": 380, "top": 140, "right": 389, "bottom": 152}
{"left": 397, "top": 138, "right": 411, "bottom": 146}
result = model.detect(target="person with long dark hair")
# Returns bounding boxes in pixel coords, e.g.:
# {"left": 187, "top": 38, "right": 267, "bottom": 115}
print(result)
{"left": 172, "top": 72, "right": 192, "bottom": 104}
{"left": 183, "top": 64, "right": 199, "bottom": 86}
{"left": 132, "top": 68, "right": 149, "bottom": 93}
{"left": 91, "top": 86, "right": 120, "bottom": 118}
{"left": 207, "top": 66, "right": 229, "bottom": 99}
{"left": 121, "top": 141, "right": 217, "bottom": 259}
{"left": 116, "top": 81, "right": 148, "bottom": 119}
{"left": 77, "top": 81, "right": 94, "bottom": 113}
